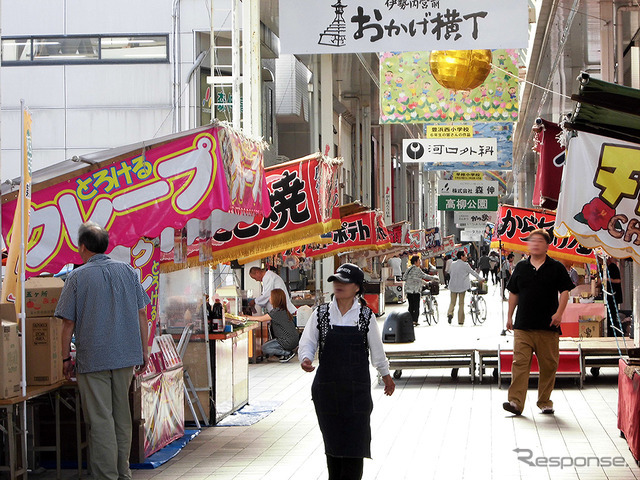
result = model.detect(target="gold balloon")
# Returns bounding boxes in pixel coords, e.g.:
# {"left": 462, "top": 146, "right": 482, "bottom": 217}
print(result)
{"left": 429, "top": 50, "right": 493, "bottom": 91}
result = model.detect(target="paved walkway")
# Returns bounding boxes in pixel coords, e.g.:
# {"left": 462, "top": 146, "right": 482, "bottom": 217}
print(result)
{"left": 38, "top": 282, "right": 640, "bottom": 479}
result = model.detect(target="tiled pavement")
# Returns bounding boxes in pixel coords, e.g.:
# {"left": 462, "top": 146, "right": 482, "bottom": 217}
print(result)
{"left": 37, "top": 283, "right": 640, "bottom": 479}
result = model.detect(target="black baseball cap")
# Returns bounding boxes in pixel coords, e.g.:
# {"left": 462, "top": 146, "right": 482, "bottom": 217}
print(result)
{"left": 327, "top": 263, "right": 365, "bottom": 285}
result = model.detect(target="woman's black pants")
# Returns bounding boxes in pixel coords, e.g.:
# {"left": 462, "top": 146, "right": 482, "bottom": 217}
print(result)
{"left": 407, "top": 292, "right": 421, "bottom": 324}
{"left": 327, "top": 455, "right": 364, "bottom": 480}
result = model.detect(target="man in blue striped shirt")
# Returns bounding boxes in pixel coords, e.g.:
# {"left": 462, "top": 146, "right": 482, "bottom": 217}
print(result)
{"left": 56, "top": 222, "right": 150, "bottom": 480}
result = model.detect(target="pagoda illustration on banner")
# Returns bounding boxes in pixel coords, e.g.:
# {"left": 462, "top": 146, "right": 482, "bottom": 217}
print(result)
{"left": 318, "top": 0, "right": 347, "bottom": 47}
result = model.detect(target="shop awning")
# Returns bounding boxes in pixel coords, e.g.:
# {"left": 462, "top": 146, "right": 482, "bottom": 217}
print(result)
{"left": 302, "top": 210, "right": 392, "bottom": 260}
{"left": 568, "top": 74, "right": 640, "bottom": 144}
{"left": 490, "top": 205, "right": 596, "bottom": 264}
{"left": 160, "top": 153, "right": 343, "bottom": 269}
{"left": 1, "top": 124, "right": 271, "bottom": 276}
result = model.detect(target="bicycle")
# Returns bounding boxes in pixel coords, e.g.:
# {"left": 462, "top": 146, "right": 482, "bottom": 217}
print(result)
{"left": 421, "top": 283, "right": 439, "bottom": 326}
{"left": 468, "top": 280, "right": 487, "bottom": 325}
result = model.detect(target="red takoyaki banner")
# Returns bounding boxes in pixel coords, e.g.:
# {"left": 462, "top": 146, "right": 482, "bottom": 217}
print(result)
{"left": 2, "top": 126, "right": 271, "bottom": 276}
{"left": 161, "top": 154, "right": 343, "bottom": 268}
{"left": 491, "top": 205, "right": 596, "bottom": 264}
{"left": 305, "top": 211, "right": 391, "bottom": 259}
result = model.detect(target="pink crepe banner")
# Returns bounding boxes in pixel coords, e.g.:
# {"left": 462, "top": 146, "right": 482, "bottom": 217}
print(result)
{"left": 2, "top": 127, "right": 270, "bottom": 276}
{"left": 131, "top": 238, "right": 160, "bottom": 348}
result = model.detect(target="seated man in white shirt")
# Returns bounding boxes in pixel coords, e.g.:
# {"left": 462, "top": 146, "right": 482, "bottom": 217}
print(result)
{"left": 249, "top": 267, "right": 297, "bottom": 315}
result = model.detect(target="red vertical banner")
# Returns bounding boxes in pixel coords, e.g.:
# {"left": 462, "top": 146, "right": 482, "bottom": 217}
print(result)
{"left": 532, "top": 119, "right": 565, "bottom": 210}
{"left": 131, "top": 238, "right": 160, "bottom": 347}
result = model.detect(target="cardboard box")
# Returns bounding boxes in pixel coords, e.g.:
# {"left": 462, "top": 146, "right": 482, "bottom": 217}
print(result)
{"left": 24, "top": 277, "right": 64, "bottom": 318}
{"left": 578, "top": 315, "right": 603, "bottom": 338}
{"left": 25, "top": 317, "right": 63, "bottom": 385}
{"left": 0, "top": 320, "right": 21, "bottom": 399}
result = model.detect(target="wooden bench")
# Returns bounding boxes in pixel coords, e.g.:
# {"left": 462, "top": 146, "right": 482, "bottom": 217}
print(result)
{"left": 497, "top": 344, "right": 583, "bottom": 389}
{"left": 381, "top": 349, "right": 476, "bottom": 383}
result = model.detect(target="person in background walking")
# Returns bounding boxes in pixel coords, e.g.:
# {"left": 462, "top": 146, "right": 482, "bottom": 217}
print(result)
{"left": 500, "top": 253, "right": 514, "bottom": 300}
{"left": 299, "top": 264, "right": 395, "bottom": 480}
{"left": 443, "top": 254, "right": 453, "bottom": 288}
{"left": 489, "top": 251, "right": 500, "bottom": 285}
{"left": 403, "top": 256, "right": 439, "bottom": 326}
{"left": 503, "top": 229, "right": 575, "bottom": 416}
{"left": 477, "top": 253, "right": 491, "bottom": 280}
{"left": 447, "top": 251, "right": 483, "bottom": 325}
{"left": 56, "top": 222, "right": 150, "bottom": 480}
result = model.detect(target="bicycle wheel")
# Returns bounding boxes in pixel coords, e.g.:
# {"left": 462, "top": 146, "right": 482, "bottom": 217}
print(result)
{"left": 469, "top": 297, "right": 479, "bottom": 325}
{"left": 432, "top": 298, "right": 439, "bottom": 324}
{"left": 475, "top": 296, "right": 487, "bottom": 324}
{"left": 425, "top": 297, "right": 436, "bottom": 326}
{"left": 422, "top": 296, "right": 431, "bottom": 326}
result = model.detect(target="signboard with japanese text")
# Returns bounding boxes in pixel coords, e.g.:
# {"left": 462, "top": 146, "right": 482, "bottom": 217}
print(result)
{"left": 131, "top": 239, "right": 160, "bottom": 348}
{"left": 424, "top": 227, "right": 441, "bottom": 249}
{"left": 426, "top": 125, "right": 473, "bottom": 138}
{"left": 454, "top": 211, "right": 497, "bottom": 227}
{"left": 556, "top": 132, "right": 640, "bottom": 263}
{"left": 454, "top": 172, "right": 483, "bottom": 181}
{"left": 461, "top": 228, "right": 484, "bottom": 242}
{"left": 438, "top": 195, "right": 498, "bottom": 211}
{"left": 305, "top": 211, "right": 391, "bottom": 259}
{"left": 388, "top": 221, "right": 411, "bottom": 245}
{"left": 280, "top": 0, "right": 528, "bottom": 55}
{"left": 438, "top": 180, "right": 498, "bottom": 196}
{"left": 160, "top": 154, "right": 343, "bottom": 268}
{"left": 407, "top": 229, "right": 426, "bottom": 251}
{"left": 491, "top": 205, "right": 596, "bottom": 264}
{"left": 423, "top": 234, "right": 455, "bottom": 258}
{"left": 421, "top": 123, "right": 513, "bottom": 171}
{"left": 404, "top": 138, "right": 497, "bottom": 163}
{"left": 1, "top": 127, "right": 271, "bottom": 277}
{"left": 380, "top": 49, "right": 520, "bottom": 124}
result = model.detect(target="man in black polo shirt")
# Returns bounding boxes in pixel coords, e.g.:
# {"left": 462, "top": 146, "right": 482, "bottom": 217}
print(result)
{"left": 503, "top": 229, "right": 575, "bottom": 416}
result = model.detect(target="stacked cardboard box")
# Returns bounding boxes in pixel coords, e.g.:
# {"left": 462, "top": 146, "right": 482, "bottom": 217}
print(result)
{"left": 0, "top": 304, "right": 21, "bottom": 399}
{"left": 24, "top": 277, "right": 65, "bottom": 386}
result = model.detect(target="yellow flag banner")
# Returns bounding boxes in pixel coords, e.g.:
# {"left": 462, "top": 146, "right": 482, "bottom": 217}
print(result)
{"left": 2, "top": 106, "right": 33, "bottom": 315}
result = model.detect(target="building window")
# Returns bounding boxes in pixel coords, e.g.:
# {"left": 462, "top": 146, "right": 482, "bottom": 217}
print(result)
{"left": 1, "top": 34, "right": 169, "bottom": 65}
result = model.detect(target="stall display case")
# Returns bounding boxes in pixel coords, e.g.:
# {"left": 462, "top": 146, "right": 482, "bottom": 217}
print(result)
{"left": 160, "top": 267, "right": 254, "bottom": 424}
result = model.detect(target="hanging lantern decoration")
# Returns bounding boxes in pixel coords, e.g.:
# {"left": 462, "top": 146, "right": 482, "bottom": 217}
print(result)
{"left": 429, "top": 49, "right": 493, "bottom": 91}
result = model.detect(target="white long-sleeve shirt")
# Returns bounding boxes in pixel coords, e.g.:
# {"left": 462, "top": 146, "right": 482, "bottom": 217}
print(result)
{"left": 298, "top": 298, "right": 390, "bottom": 377}
{"left": 448, "top": 259, "right": 482, "bottom": 293}
{"left": 254, "top": 270, "right": 297, "bottom": 314}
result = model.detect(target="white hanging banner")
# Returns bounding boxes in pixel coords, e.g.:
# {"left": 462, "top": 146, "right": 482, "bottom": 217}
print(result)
{"left": 556, "top": 131, "right": 640, "bottom": 263}
{"left": 403, "top": 138, "right": 498, "bottom": 163}
{"left": 279, "top": 0, "right": 529, "bottom": 54}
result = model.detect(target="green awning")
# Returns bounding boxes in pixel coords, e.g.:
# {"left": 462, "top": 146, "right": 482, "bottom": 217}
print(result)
{"left": 568, "top": 73, "right": 640, "bottom": 144}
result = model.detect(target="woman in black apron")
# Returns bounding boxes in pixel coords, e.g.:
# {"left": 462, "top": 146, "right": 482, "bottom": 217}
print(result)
{"left": 299, "top": 263, "right": 395, "bottom": 480}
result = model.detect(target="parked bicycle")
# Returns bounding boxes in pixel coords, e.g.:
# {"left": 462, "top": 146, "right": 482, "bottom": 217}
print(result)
{"left": 468, "top": 279, "right": 487, "bottom": 325}
{"left": 421, "top": 281, "right": 439, "bottom": 326}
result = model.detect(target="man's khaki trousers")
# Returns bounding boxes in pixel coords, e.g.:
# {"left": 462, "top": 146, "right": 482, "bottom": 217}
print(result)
{"left": 448, "top": 291, "right": 466, "bottom": 325}
{"left": 77, "top": 367, "right": 134, "bottom": 480}
{"left": 508, "top": 329, "right": 560, "bottom": 412}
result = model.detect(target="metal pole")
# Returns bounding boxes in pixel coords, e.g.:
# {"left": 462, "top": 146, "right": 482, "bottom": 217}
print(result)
{"left": 231, "top": 0, "right": 241, "bottom": 130}
{"left": 19, "top": 98, "right": 28, "bottom": 472}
